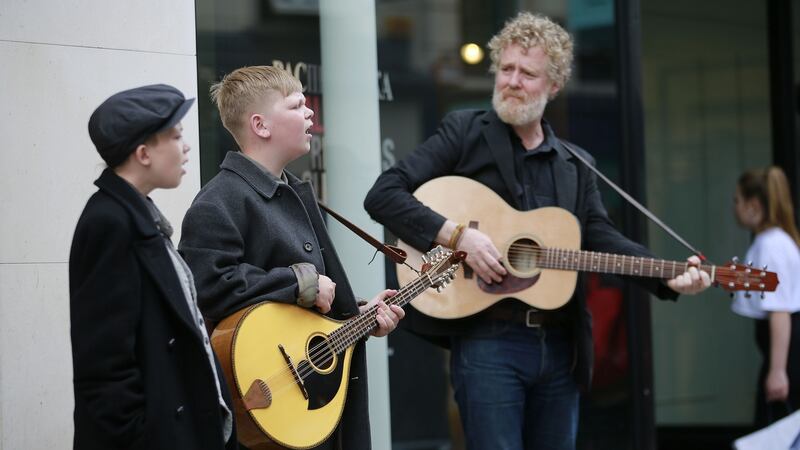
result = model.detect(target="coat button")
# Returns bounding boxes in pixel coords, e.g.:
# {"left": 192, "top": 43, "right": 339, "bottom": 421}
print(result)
{"left": 167, "top": 338, "right": 176, "bottom": 351}
{"left": 303, "top": 242, "right": 313, "bottom": 252}
{"left": 175, "top": 405, "right": 185, "bottom": 417}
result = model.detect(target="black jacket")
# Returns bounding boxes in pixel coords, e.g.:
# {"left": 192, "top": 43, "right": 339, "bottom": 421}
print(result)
{"left": 179, "top": 151, "right": 370, "bottom": 450}
{"left": 364, "top": 109, "right": 678, "bottom": 387}
{"left": 69, "top": 169, "right": 237, "bottom": 450}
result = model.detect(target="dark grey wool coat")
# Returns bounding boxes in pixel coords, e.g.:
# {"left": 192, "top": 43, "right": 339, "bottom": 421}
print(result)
{"left": 179, "top": 151, "right": 370, "bottom": 450}
{"left": 69, "top": 169, "right": 237, "bottom": 450}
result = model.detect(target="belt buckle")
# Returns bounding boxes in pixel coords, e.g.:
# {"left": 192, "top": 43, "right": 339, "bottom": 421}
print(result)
{"left": 525, "top": 309, "right": 541, "bottom": 328}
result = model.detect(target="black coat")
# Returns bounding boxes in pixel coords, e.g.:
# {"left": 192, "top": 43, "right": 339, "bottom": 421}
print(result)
{"left": 69, "top": 169, "right": 237, "bottom": 450}
{"left": 364, "top": 109, "right": 678, "bottom": 388}
{"left": 179, "top": 151, "right": 370, "bottom": 450}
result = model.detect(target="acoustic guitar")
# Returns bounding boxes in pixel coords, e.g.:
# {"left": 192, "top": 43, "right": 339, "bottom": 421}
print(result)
{"left": 211, "top": 246, "right": 464, "bottom": 449}
{"left": 396, "top": 176, "right": 779, "bottom": 319}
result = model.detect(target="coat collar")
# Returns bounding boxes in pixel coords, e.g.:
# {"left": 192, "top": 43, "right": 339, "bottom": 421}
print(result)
{"left": 94, "top": 169, "right": 201, "bottom": 337}
{"left": 480, "top": 110, "right": 578, "bottom": 212}
{"left": 220, "top": 151, "right": 319, "bottom": 202}
{"left": 220, "top": 151, "right": 282, "bottom": 199}
{"left": 480, "top": 110, "right": 521, "bottom": 207}
{"left": 94, "top": 169, "right": 160, "bottom": 238}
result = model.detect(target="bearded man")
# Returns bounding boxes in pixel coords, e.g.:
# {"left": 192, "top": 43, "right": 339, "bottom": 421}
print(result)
{"left": 364, "top": 12, "right": 709, "bottom": 450}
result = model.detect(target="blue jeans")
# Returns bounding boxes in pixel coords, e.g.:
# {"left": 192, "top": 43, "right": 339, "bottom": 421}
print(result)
{"left": 450, "top": 321, "right": 579, "bottom": 450}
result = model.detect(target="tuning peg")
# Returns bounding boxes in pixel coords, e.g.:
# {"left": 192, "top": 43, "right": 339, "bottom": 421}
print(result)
{"left": 732, "top": 256, "right": 739, "bottom": 263}
{"left": 760, "top": 292, "right": 765, "bottom": 299}
{"left": 421, "top": 254, "right": 429, "bottom": 264}
{"left": 744, "top": 291, "right": 751, "bottom": 299}
{"left": 762, "top": 265, "right": 768, "bottom": 271}
{"left": 729, "top": 293, "right": 734, "bottom": 299}
{"left": 747, "top": 260, "right": 753, "bottom": 267}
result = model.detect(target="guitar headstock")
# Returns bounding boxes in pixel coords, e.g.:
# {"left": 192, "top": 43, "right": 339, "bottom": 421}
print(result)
{"left": 421, "top": 246, "right": 467, "bottom": 292}
{"left": 715, "top": 260, "right": 779, "bottom": 293}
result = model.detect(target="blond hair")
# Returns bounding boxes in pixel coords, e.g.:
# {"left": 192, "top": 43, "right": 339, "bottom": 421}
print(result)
{"left": 738, "top": 166, "right": 800, "bottom": 246}
{"left": 487, "top": 12, "right": 573, "bottom": 91}
{"left": 210, "top": 65, "right": 302, "bottom": 140}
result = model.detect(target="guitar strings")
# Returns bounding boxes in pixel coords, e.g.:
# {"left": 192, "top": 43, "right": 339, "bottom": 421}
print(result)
{"left": 503, "top": 244, "right": 711, "bottom": 276}
{"left": 257, "top": 251, "right": 456, "bottom": 394}
{"left": 289, "top": 275, "right": 428, "bottom": 380}
{"left": 256, "top": 264, "right": 445, "bottom": 401}
{"left": 259, "top": 281, "right": 424, "bottom": 401}
{"left": 266, "top": 253, "right": 455, "bottom": 398}
{"left": 258, "top": 299, "right": 401, "bottom": 400}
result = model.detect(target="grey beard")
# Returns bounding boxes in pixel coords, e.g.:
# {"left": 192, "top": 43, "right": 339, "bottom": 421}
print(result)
{"left": 492, "top": 89, "right": 548, "bottom": 126}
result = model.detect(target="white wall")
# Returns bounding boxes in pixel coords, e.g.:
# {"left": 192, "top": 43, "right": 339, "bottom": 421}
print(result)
{"left": 0, "top": 2, "right": 200, "bottom": 448}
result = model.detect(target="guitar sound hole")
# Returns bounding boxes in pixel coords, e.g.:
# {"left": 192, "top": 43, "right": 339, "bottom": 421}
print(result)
{"left": 506, "top": 238, "right": 539, "bottom": 276}
{"left": 307, "top": 335, "right": 335, "bottom": 372}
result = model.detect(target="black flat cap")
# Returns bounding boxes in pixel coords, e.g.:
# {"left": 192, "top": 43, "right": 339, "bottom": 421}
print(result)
{"left": 88, "top": 84, "right": 195, "bottom": 167}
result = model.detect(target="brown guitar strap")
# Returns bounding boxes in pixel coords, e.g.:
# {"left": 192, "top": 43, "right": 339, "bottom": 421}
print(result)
{"left": 317, "top": 202, "right": 408, "bottom": 265}
{"left": 560, "top": 140, "right": 707, "bottom": 261}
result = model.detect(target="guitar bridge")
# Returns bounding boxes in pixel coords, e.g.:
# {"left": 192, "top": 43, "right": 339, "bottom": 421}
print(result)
{"left": 278, "top": 344, "right": 309, "bottom": 400}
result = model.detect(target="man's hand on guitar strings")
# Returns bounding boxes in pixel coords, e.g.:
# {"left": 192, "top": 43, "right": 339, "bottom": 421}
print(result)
{"left": 360, "top": 289, "right": 404, "bottom": 337}
{"left": 666, "top": 255, "right": 711, "bottom": 295}
{"left": 458, "top": 228, "right": 507, "bottom": 284}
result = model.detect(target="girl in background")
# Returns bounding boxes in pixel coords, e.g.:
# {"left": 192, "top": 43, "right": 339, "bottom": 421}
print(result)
{"left": 732, "top": 166, "right": 800, "bottom": 426}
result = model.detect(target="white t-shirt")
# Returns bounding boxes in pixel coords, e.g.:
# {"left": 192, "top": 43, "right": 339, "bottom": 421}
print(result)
{"left": 731, "top": 227, "right": 800, "bottom": 319}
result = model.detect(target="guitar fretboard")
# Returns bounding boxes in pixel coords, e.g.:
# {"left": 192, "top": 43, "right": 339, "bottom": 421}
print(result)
{"left": 327, "top": 269, "right": 437, "bottom": 354}
{"left": 535, "top": 247, "right": 713, "bottom": 280}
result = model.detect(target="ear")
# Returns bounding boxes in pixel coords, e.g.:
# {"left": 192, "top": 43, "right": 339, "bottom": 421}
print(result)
{"left": 250, "top": 113, "right": 271, "bottom": 139}
{"left": 548, "top": 82, "right": 561, "bottom": 99}
{"left": 131, "top": 144, "right": 151, "bottom": 167}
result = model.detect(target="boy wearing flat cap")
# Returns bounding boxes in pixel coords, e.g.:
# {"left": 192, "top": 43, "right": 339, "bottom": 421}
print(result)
{"left": 69, "top": 84, "right": 237, "bottom": 450}
{"left": 179, "top": 66, "right": 404, "bottom": 450}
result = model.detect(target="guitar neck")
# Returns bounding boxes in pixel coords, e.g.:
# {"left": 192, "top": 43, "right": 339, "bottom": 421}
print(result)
{"left": 536, "top": 247, "right": 713, "bottom": 281}
{"left": 328, "top": 273, "right": 434, "bottom": 354}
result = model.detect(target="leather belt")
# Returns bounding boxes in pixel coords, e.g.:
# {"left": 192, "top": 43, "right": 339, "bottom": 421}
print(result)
{"left": 484, "top": 305, "right": 571, "bottom": 328}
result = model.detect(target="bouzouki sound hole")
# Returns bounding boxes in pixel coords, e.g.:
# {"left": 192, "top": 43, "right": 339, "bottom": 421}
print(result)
{"left": 306, "top": 334, "right": 336, "bottom": 374}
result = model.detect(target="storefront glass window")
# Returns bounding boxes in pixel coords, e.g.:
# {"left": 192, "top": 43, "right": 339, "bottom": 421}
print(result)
{"left": 642, "top": 0, "right": 772, "bottom": 427}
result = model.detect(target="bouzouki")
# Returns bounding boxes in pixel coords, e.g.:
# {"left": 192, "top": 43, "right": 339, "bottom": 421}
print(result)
{"left": 396, "top": 176, "right": 779, "bottom": 319}
{"left": 211, "top": 246, "right": 464, "bottom": 449}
